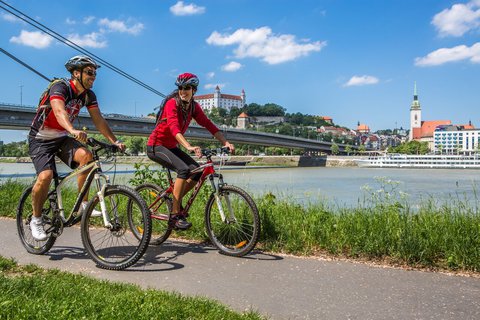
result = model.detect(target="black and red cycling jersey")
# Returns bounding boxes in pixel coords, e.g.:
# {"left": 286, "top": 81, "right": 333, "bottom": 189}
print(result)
{"left": 30, "top": 79, "right": 98, "bottom": 140}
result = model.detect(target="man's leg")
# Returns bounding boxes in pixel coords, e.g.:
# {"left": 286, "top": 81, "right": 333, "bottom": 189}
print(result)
{"left": 73, "top": 147, "right": 93, "bottom": 201}
{"left": 30, "top": 169, "right": 53, "bottom": 240}
{"left": 31, "top": 169, "right": 53, "bottom": 217}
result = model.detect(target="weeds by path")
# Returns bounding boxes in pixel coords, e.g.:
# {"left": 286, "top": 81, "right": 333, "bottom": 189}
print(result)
{"left": 0, "top": 256, "right": 264, "bottom": 320}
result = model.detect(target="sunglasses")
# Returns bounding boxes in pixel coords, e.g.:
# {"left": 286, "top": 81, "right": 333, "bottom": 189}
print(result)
{"left": 83, "top": 69, "right": 97, "bottom": 76}
{"left": 178, "top": 85, "right": 192, "bottom": 91}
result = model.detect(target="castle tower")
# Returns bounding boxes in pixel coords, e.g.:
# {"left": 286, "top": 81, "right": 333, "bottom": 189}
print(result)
{"left": 213, "top": 85, "right": 220, "bottom": 108}
{"left": 409, "top": 82, "right": 422, "bottom": 141}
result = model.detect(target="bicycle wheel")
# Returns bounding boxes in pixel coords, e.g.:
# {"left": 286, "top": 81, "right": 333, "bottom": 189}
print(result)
{"left": 205, "top": 185, "right": 260, "bottom": 257}
{"left": 16, "top": 186, "right": 57, "bottom": 254}
{"left": 133, "top": 183, "right": 173, "bottom": 245}
{"left": 80, "top": 185, "right": 151, "bottom": 270}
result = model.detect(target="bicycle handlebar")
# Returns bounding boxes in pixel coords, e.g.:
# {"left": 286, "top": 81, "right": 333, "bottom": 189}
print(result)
{"left": 201, "top": 147, "right": 230, "bottom": 158}
{"left": 86, "top": 137, "right": 121, "bottom": 154}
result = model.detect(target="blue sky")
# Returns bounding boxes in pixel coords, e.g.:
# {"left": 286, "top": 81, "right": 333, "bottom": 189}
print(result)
{"left": 1, "top": 0, "right": 479, "bottom": 143}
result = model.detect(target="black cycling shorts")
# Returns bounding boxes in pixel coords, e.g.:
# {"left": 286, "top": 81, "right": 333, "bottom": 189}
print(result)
{"left": 28, "top": 135, "right": 84, "bottom": 175}
{"left": 147, "top": 145, "right": 201, "bottom": 180}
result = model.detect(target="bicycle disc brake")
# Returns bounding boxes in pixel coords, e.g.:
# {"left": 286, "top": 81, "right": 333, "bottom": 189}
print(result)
{"left": 109, "top": 220, "right": 126, "bottom": 237}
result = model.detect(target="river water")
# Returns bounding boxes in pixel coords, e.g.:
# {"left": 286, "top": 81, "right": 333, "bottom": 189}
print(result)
{"left": 1, "top": 162, "right": 479, "bottom": 208}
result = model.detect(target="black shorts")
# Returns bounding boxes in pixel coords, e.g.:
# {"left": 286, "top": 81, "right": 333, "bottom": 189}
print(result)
{"left": 28, "top": 135, "right": 84, "bottom": 175}
{"left": 147, "top": 145, "right": 201, "bottom": 180}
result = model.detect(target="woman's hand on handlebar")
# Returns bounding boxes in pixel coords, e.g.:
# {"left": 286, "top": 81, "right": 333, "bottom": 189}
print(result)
{"left": 188, "top": 145, "right": 202, "bottom": 158}
{"left": 224, "top": 141, "right": 235, "bottom": 154}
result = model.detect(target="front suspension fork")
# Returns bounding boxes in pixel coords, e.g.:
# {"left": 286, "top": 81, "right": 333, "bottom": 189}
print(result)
{"left": 210, "top": 175, "right": 235, "bottom": 223}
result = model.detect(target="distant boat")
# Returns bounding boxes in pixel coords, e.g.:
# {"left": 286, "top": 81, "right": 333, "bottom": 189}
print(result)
{"left": 355, "top": 153, "right": 480, "bottom": 169}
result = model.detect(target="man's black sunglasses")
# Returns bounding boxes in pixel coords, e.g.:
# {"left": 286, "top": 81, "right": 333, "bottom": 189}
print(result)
{"left": 84, "top": 69, "right": 97, "bottom": 76}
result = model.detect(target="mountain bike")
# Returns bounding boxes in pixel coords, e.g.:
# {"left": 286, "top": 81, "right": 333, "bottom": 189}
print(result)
{"left": 16, "top": 137, "right": 151, "bottom": 270}
{"left": 132, "top": 147, "right": 260, "bottom": 257}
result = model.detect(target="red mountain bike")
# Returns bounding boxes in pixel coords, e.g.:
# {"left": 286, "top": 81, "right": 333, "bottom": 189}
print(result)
{"left": 131, "top": 147, "right": 260, "bottom": 257}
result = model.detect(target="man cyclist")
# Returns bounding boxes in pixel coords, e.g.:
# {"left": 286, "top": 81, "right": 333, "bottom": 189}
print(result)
{"left": 28, "top": 55, "right": 125, "bottom": 241}
{"left": 147, "top": 73, "right": 234, "bottom": 230}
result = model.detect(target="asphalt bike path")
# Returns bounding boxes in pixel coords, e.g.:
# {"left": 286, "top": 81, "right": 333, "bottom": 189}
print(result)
{"left": 1, "top": 218, "right": 479, "bottom": 319}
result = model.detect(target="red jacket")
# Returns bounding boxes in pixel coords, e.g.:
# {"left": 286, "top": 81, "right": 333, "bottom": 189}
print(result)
{"left": 147, "top": 98, "right": 219, "bottom": 148}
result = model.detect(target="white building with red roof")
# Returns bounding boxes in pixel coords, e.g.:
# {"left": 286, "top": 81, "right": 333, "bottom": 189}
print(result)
{"left": 194, "top": 86, "right": 246, "bottom": 111}
{"left": 409, "top": 82, "right": 477, "bottom": 151}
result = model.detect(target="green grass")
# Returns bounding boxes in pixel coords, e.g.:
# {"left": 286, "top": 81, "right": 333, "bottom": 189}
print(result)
{"left": 0, "top": 256, "right": 264, "bottom": 320}
{"left": 2, "top": 178, "right": 480, "bottom": 272}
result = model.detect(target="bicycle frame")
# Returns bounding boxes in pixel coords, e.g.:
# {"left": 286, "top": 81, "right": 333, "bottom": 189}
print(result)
{"left": 149, "top": 157, "right": 229, "bottom": 221}
{"left": 48, "top": 156, "right": 111, "bottom": 228}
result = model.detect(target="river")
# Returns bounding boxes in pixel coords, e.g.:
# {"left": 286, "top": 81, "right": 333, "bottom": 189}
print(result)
{"left": 1, "top": 162, "right": 479, "bottom": 208}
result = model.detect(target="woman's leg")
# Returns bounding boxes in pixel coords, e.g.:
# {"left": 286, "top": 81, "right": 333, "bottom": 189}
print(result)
{"left": 147, "top": 146, "right": 193, "bottom": 229}
{"left": 169, "top": 148, "right": 201, "bottom": 200}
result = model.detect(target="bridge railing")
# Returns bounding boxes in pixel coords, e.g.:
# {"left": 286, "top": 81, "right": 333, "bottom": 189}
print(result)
{"left": 0, "top": 102, "right": 358, "bottom": 154}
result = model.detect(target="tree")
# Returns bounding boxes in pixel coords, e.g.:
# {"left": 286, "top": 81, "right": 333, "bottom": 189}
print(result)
{"left": 390, "top": 140, "right": 429, "bottom": 154}
{"left": 125, "top": 136, "right": 146, "bottom": 155}
{"left": 331, "top": 143, "right": 339, "bottom": 155}
{"left": 345, "top": 145, "right": 352, "bottom": 156}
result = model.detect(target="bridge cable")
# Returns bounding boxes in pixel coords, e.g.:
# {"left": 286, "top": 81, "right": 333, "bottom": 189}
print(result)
{"left": 0, "top": 47, "right": 51, "bottom": 82}
{"left": 0, "top": 1, "right": 166, "bottom": 98}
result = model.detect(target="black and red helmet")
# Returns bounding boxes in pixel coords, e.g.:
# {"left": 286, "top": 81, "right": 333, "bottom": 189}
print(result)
{"left": 175, "top": 72, "right": 199, "bottom": 88}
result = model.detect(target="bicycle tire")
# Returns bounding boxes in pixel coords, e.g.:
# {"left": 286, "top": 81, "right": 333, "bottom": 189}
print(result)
{"left": 205, "top": 185, "right": 260, "bottom": 257}
{"left": 16, "top": 186, "right": 56, "bottom": 254}
{"left": 133, "top": 183, "right": 173, "bottom": 245}
{"left": 80, "top": 185, "right": 151, "bottom": 270}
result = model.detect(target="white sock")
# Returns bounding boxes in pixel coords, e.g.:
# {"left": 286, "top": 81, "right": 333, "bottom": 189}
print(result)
{"left": 32, "top": 216, "right": 42, "bottom": 223}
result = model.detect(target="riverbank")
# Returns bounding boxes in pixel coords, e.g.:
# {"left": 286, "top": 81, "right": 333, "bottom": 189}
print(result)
{"left": 1, "top": 155, "right": 363, "bottom": 167}
{"left": 1, "top": 179, "right": 479, "bottom": 274}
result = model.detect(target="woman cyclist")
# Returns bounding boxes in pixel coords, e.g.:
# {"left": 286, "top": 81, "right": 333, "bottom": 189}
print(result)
{"left": 147, "top": 73, "right": 235, "bottom": 230}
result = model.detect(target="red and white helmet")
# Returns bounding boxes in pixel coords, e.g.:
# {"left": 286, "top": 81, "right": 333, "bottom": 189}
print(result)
{"left": 175, "top": 72, "right": 199, "bottom": 88}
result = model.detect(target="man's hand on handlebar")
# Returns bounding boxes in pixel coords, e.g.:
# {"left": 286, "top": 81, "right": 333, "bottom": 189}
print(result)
{"left": 114, "top": 140, "right": 126, "bottom": 152}
{"left": 71, "top": 129, "right": 87, "bottom": 144}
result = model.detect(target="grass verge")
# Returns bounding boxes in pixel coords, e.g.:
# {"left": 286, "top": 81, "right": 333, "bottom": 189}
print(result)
{"left": 2, "top": 177, "right": 480, "bottom": 273}
{"left": 0, "top": 256, "right": 263, "bottom": 320}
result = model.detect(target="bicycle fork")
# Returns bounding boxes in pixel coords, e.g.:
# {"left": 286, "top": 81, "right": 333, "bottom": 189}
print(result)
{"left": 210, "top": 175, "right": 236, "bottom": 224}
{"left": 94, "top": 173, "right": 113, "bottom": 229}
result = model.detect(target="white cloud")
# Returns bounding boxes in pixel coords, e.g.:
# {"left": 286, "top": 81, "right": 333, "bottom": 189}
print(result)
{"left": 170, "top": 1, "right": 206, "bottom": 16}
{"left": 432, "top": 1, "right": 480, "bottom": 37}
{"left": 1, "top": 12, "right": 20, "bottom": 23}
{"left": 98, "top": 18, "right": 144, "bottom": 35}
{"left": 67, "top": 32, "right": 107, "bottom": 48}
{"left": 10, "top": 30, "right": 53, "bottom": 49}
{"left": 206, "top": 72, "right": 215, "bottom": 79}
{"left": 206, "top": 27, "right": 325, "bottom": 65}
{"left": 221, "top": 61, "right": 242, "bottom": 72}
{"left": 204, "top": 83, "right": 225, "bottom": 90}
{"left": 83, "top": 16, "right": 95, "bottom": 24}
{"left": 66, "top": 18, "right": 76, "bottom": 25}
{"left": 344, "top": 75, "right": 379, "bottom": 87}
{"left": 415, "top": 42, "right": 480, "bottom": 66}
